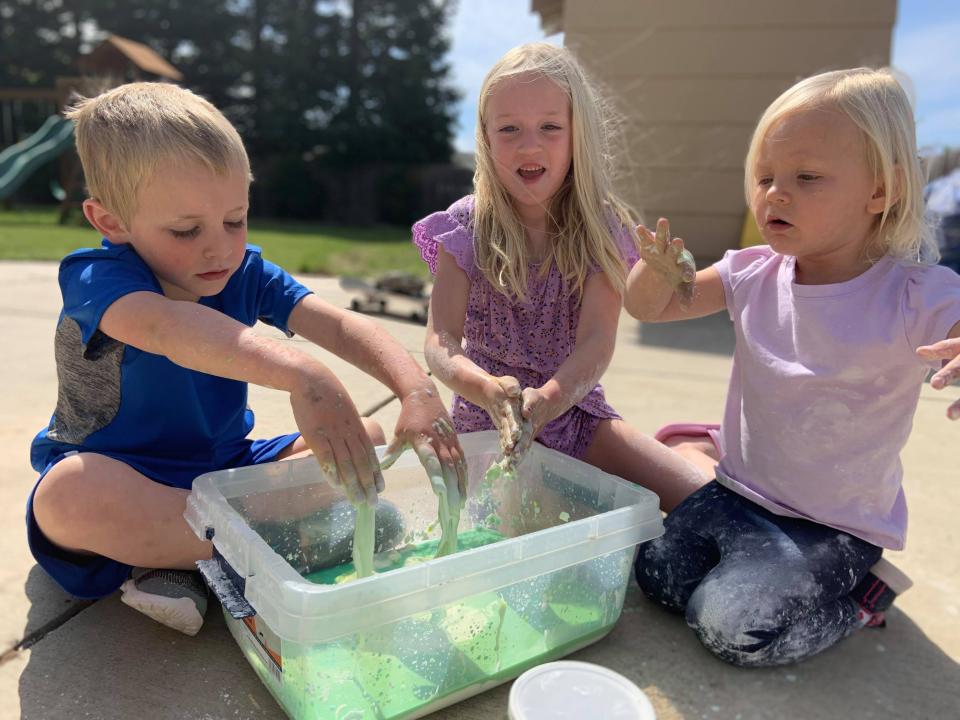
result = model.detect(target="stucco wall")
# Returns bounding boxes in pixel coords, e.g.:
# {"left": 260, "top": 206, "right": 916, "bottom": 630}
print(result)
{"left": 532, "top": 0, "right": 897, "bottom": 259}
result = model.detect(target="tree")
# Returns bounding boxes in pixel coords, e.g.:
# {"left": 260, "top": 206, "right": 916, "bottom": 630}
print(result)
{"left": 322, "top": 0, "right": 459, "bottom": 165}
{"left": 1, "top": 0, "right": 461, "bottom": 219}
{"left": 0, "top": 0, "right": 84, "bottom": 87}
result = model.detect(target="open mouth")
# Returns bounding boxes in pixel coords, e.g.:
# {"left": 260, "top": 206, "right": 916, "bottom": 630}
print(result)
{"left": 766, "top": 217, "right": 793, "bottom": 230}
{"left": 517, "top": 165, "right": 546, "bottom": 180}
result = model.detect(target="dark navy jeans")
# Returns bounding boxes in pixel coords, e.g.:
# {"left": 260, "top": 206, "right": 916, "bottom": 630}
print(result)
{"left": 635, "top": 481, "right": 883, "bottom": 667}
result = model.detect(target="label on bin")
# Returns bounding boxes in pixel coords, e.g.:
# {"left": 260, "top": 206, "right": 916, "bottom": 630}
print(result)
{"left": 242, "top": 616, "right": 283, "bottom": 685}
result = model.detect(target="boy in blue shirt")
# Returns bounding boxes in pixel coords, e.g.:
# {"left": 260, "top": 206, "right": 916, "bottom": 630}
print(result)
{"left": 28, "top": 82, "right": 465, "bottom": 635}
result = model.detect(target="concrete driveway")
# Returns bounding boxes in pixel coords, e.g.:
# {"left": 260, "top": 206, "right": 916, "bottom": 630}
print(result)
{"left": 1, "top": 261, "right": 957, "bottom": 719}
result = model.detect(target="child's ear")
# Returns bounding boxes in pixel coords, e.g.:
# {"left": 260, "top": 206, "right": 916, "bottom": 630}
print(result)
{"left": 82, "top": 199, "right": 132, "bottom": 243}
{"left": 867, "top": 166, "right": 904, "bottom": 215}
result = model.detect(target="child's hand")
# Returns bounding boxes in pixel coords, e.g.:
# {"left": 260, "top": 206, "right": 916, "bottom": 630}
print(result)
{"left": 637, "top": 218, "right": 697, "bottom": 307}
{"left": 289, "top": 375, "right": 384, "bottom": 507}
{"left": 507, "top": 387, "right": 553, "bottom": 469}
{"left": 916, "top": 338, "right": 960, "bottom": 419}
{"left": 380, "top": 386, "right": 468, "bottom": 501}
{"left": 479, "top": 375, "right": 524, "bottom": 455}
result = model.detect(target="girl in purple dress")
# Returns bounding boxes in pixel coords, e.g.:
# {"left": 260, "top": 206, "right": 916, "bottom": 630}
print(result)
{"left": 413, "top": 43, "right": 706, "bottom": 511}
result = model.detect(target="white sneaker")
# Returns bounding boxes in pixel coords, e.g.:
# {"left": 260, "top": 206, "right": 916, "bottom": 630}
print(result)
{"left": 120, "top": 568, "right": 209, "bottom": 636}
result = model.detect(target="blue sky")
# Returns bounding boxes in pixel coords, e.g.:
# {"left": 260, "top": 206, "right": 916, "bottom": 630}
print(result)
{"left": 448, "top": 0, "right": 960, "bottom": 153}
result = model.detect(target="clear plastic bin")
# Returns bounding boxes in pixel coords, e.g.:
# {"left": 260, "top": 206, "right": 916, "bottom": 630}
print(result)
{"left": 185, "top": 430, "right": 663, "bottom": 720}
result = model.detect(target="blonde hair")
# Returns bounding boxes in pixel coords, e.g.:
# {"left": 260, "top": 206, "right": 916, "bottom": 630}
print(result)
{"left": 473, "top": 42, "right": 637, "bottom": 300}
{"left": 65, "top": 82, "right": 251, "bottom": 227}
{"left": 744, "top": 67, "right": 936, "bottom": 263}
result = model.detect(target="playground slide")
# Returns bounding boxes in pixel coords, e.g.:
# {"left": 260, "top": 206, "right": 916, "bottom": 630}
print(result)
{"left": 0, "top": 115, "right": 74, "bottom": 201}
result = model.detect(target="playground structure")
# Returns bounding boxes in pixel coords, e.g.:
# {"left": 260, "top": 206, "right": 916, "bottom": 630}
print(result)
{"left": 0, "top": 114, "right": 75, "bottom": 203}
{"left": 0, "top": 35, "right": 182, "bottom": 219}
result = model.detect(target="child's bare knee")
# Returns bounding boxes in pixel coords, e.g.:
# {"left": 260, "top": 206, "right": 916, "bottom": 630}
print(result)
{"left": 33, "top": 462, "right": 91, "bottom": 536}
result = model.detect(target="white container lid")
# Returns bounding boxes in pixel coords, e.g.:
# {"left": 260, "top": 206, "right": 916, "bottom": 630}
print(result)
{"left": 508, "top": 661, "right": 656, "bottom": 720}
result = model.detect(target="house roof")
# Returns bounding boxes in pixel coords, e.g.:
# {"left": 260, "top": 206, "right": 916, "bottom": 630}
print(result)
{"left": 88, "top": 34, "right": 183, "bottom": 81}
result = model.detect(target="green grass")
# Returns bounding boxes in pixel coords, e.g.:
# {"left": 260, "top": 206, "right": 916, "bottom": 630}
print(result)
{"left": 0, "top": 206, "right": 427, "bottom": 278}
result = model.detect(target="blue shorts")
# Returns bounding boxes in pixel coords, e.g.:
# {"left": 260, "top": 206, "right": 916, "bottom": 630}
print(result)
{"left": 26, "top": 433, "right": 300, "bottom": 599}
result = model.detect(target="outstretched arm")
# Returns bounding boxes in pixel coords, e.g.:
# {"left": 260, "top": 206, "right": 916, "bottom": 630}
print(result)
{"left": 424, "top": 247, "right": 524, "bottom": 455}
{"left": 624, "top": 218, "right": 726, "bottom": 322}
{"left": 915, "top": 319, "right": 960, "bottom": 419}
{"left": 288, "top": 293, "right": 467, "bottom": 499}
{"left": 101, "top": 291, "right": 383, "bottom": 504}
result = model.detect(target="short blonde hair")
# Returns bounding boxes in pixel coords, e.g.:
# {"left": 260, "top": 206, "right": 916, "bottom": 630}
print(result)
{"left": 744, "top": 67, "right": 936, "bottom": 263}
{"left": 65, "top": 82, "right": 250, "bottom": 226}
{"left": 473, "top": 42, "right": 636, "bottom": 300}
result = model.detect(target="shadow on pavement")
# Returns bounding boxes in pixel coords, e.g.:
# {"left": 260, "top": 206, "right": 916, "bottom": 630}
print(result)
{"left": 18, "top": 570, "right": 959, "bottom": 719}
{"left": 18, "top": 566, "right": 284, "bottom": 720}
{"left": 429, "top": 581, "right": 960, "bottom": 719}
{"left": 635, "top": 314, "right": 736, "bottom": 356}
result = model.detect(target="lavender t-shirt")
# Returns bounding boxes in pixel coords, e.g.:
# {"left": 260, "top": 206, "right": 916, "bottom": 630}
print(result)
{"left": 714, "top": 246, "right": 960, "bottom": 549}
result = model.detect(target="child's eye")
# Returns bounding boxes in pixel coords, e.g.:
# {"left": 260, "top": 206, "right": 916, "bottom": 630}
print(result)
{"left": 798, "top": 174, "right": 821, "bottom": 182}
{"left": 542, "top": 123, "right": 562, "bottom": 131}
{"left": 225, "top": 219, "right": 246, "bottom": 231}
{"left": 498, "top": 125, "right": 518, "bottom": 133}
{"left": 170, "top": 226, "right": 201, "bottom": 239}
{"left": 757, "top": 176, "right": 773, "bottom": 187}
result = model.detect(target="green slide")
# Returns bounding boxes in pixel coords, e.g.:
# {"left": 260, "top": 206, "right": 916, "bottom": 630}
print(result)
{"left": 0, "top": 115, "right": 75, "bottom": 201}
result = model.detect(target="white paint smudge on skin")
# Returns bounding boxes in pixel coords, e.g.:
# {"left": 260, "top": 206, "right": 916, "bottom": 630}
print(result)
{"left": 428, "top": 329, "right": 525, "bottom": 454}
{"left": 426, "top": 330, "right": 467, "bottom": 381}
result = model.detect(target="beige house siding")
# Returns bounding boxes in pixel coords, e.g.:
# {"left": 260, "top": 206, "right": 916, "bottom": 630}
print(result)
{"left": 532, "top": 0, "right": 897, "bottom": 260}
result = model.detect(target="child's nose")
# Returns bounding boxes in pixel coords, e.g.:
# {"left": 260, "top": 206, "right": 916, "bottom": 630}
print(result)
{"left": 766, "top": 182, "right": 789, "bottom": 204}
{"left": 203, "top": 228, "right": 233, "bottom": 260}
{"left": 518, "top": 132, "right": 540, "bottom": 153}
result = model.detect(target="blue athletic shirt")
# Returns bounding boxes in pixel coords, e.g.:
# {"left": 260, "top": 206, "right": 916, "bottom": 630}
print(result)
{"left": 30, "top": 239, "right": 313, "bottom": 489}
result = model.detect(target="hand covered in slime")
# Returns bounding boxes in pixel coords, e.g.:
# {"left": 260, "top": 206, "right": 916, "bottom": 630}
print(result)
{"left": 483, "top": 387, "right": 541, "bottom": 485}
{"left": 917, "top": 336, "right": 960, "bottom": 420}
{"left": 479, "top": 375, "right": 526, "bottom": 456}
{"left": 379, "top": 386, "right": 467, "bottom": 558}
{"left": 290, "top": 373, "right": 383, "bottom": 507}
{"left": 637, "top": 218, "right": 697, "bottom": 307}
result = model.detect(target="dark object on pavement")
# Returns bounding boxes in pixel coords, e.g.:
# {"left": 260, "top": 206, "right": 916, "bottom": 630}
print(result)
{"left": 340, "top": 272, "right": 431, "bottom": 324}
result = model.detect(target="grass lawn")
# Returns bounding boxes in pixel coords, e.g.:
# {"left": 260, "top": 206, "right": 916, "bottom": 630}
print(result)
{"left": 0, "top": 206, "right": 427, "bottom": 278}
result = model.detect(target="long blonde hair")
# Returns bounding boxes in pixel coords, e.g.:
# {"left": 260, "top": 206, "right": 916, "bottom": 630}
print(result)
{"left": 473, "top": 43, "right": 637, "bottom": 300}
{"left": 744, "top": 67, "right": 936, "bottom": 263}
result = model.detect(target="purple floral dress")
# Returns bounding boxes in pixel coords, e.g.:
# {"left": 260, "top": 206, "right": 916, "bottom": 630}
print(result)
{"left": 413, "top": 196, "right": 639, "bottom": 459}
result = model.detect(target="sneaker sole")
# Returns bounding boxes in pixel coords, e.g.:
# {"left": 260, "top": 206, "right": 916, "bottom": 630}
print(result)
{"left": 120, "top": 579, "right": 204, "bottom": 636}
{"left": 871, "top": 558, "right": 914, "bottom": 595}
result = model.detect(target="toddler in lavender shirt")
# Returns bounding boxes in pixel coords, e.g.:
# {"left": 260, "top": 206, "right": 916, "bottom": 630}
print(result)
{"left": 415, "top": 43, "right": 707, "bottom": 511}
{"left": 624, "top": 68, "right": 960, "bottom": 666}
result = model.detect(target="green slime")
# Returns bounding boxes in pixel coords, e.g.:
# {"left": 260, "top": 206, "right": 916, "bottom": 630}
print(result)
{"left": 307, "top": 528, "right": 505, "bottom": 586}
{"left": 247, "top": 535, "right": 632, "bottom": 720}
{"left": 433, "top": 471, "right": 460, "bottom": 558}
{"left": 483, "top": 456, "right": 517, "bottom": 485}
{"left": 350, "top": 442, "right": 463, "bottom": 581}
{"left": 351, "top": 502, "right": 376, "bottom": 579}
